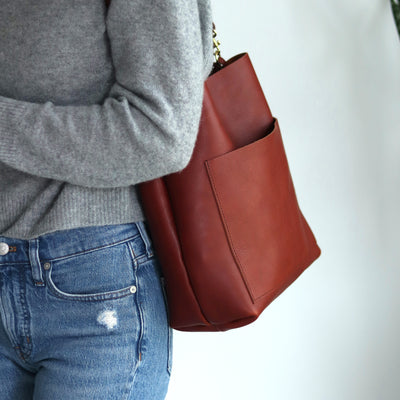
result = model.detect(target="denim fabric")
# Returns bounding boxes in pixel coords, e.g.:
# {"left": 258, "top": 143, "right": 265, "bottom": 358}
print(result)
{"left": 0, "top": 222, "right": 172, "bottom": 400}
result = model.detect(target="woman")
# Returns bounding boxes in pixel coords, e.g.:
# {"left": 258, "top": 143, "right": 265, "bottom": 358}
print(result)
{"left": 0, "top": 0, "right": 214, "bottom": 398}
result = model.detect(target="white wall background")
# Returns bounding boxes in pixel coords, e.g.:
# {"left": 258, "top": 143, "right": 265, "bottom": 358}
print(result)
{"left": 166, "top": 1, "right": 400, "bottom": 399}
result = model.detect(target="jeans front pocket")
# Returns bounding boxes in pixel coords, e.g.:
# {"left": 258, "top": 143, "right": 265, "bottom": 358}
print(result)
{"left": 44, "top": 240, "right": 138, "bottom": 302}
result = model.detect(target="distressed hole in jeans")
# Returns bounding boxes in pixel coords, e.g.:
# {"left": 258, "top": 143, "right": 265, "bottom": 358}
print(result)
{"left": 97, "top": 309, "right": 118, "bottom": 330}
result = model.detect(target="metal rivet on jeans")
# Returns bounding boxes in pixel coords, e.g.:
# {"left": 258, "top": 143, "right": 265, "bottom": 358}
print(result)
{"left": 43, "top": 262, "right": 51, "bottom": 270}
{"left": 0, "top": 242, "right": 9, "bottom": 256}
{"left": 130, "top": 285, "right": 137, "bottom": 294}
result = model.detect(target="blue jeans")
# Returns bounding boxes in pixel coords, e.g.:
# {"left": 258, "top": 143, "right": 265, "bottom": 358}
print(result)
{"left": 0, "top": 222, "right": 172, "bottom": 399}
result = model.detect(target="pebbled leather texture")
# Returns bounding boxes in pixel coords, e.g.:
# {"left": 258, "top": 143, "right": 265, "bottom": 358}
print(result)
{"left": 139, "top": 53, "right": 321, "bottom": 331}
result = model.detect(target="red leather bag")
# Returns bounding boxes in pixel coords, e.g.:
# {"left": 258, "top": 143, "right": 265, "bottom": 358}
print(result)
{"left": 105, "top": 0, "right": 320, "bottom": 331}
{"left": 139, "top": 52, "right": 321, "bottom": 331}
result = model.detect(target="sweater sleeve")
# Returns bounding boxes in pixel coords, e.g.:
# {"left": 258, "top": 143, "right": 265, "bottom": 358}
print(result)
{"left": 0, "top": 0, "right": 214, "bottom": 188}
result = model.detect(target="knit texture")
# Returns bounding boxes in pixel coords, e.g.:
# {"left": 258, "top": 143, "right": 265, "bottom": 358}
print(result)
{"left": 0, "top": 0, "right": 214, "bottom": 239}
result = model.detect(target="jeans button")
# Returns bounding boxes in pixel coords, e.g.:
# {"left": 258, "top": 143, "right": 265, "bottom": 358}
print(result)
{"left": 0, "top": 242, "right": 10, "bottom": 256}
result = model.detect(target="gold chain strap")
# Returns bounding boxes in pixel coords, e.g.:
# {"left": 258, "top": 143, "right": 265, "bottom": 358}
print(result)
{"left": 212, "top": 23, "right": 222, "bottom": 62}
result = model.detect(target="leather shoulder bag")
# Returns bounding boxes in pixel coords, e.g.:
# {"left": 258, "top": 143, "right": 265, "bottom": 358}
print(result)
{"left": 105, "top": 0, "right": 321, "bottom": 331}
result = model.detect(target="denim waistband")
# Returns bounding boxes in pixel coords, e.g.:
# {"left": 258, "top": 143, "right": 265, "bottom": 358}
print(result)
{"left": 0, "top": 222, "right": 154, "bottom": 265}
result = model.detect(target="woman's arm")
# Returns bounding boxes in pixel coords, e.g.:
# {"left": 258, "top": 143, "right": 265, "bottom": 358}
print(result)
{"left": 0, "top": 0, "right": 213, "bottom": 188}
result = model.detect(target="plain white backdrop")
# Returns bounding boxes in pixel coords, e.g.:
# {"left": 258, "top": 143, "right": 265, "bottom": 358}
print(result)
{"left": 166, "top": 1, "right": 400, "bottom": 399}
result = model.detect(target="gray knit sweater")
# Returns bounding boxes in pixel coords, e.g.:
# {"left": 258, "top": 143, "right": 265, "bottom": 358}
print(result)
{"left": 0, "top": 0, "right": 214, "bottom": 239}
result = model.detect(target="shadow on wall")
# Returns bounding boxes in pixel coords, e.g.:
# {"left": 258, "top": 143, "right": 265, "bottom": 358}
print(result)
{"left": 391, "top": 0, "right": 400, "bottom": 38}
